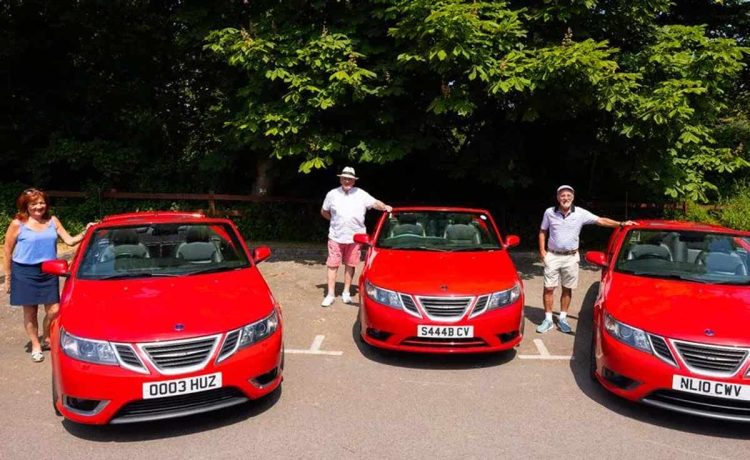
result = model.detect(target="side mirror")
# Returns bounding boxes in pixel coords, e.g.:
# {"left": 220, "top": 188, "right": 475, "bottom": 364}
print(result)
{"left": 504, "top": 234, "right": 520, "bottom": 248}
{"left": 253, "top": 246, "right": 272, "bottom": 263}
{"left": 353, "top": 233, "right": 371, "bottom": 245}
{"left": 585, "top": 251, "right": 608, "bottom": 268}
{"left": 41, "top": 259, "right": 70, "bottom": 278}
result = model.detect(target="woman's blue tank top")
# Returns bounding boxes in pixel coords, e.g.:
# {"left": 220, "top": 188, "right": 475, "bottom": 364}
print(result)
{"left": 12, "top": 220, "right": 58, "bottom": 264}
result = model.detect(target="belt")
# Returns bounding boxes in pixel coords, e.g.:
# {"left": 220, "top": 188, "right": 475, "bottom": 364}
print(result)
{"left": 549, "top": 249, "right": 578, "bottom": 255}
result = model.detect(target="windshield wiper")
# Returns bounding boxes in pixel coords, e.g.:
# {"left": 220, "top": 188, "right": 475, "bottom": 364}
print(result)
{"left": 393, "top": 246, "right": 449, "bottom": 252}
{"left": 96, "top": 272, "right": 177, "bottom": 280}
{"left": 619, "top": 270, "right": 710, "bottom": 283}
{"left": 449, "top": 247, "right": 497, "bottom": 252}
{"left": 185, "top": 266, "right": 241, "bottom": 276}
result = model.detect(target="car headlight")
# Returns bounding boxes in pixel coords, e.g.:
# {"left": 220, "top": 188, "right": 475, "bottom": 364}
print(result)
{"left": 238, "top": 310, "right": 279, "bottom": 349}
{"left": 488, "top": 284, "right": 522, "bottom": 310}
{"left": 60, "top": 329, "right": 118, "bottom": 365}
{"left": 365, "top": 280, "right": 402, "bottom": 309}
{"left": 604, "top": 312, "right": 651, "bottom": 353}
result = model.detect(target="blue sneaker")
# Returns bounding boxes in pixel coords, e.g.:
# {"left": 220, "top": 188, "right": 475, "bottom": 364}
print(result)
{"left": 558, "top": 317, "right": 572, "bottom": 334}
{"left": 536, "top": 318, "right": 554, "bottom": 333}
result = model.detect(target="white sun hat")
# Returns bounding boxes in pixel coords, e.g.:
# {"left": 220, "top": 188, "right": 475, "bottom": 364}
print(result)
{"left": 337, "top": 166, "right": 358, "bottom": 180}
{"left": 556, "top": 184, "right": 575, "bottom": 194}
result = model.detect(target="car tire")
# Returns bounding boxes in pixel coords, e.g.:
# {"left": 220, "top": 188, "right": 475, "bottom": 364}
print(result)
{"left": 52, "top": 375, "right": 61, "bottom": 416}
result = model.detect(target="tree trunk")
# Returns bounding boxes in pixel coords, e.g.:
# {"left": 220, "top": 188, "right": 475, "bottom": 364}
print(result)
{"left": 253, "top": 156, "right": 273, "bottom": 196}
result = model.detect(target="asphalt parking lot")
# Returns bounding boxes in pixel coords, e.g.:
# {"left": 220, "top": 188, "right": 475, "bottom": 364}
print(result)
{"left": 0, "top": 251, "right": 748, "bottom": 459}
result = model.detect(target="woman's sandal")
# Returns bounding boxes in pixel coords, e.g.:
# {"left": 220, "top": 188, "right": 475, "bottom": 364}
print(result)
{"left": 31, "top": 350, "right": 44, "bottom": 362}
{"left": 41, "top": 341, "right": 51, "bottom": 351}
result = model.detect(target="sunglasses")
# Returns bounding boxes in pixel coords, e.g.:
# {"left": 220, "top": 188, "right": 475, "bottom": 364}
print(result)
{"left": 23, "top": 188, "right": 42, "bottom": 194}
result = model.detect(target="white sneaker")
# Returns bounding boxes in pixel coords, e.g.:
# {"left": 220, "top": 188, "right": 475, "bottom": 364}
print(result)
{"left": 321, "top": 295, "right": 335, "bottom": 307}
{"left": 342, "top": 293, "right": 353, "bottom": 304}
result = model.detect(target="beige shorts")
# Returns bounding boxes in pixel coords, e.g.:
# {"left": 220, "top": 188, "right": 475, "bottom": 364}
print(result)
{"left": 543, "top": 252, "right": 580, "bottom": 289}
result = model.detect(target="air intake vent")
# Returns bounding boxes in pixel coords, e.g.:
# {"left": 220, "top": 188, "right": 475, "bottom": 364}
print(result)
{"left": 648, "top": 335, "right": 676, "bottom": 366}
{"left": 673, "top": 340, "right": 748, "bottom": 376}
{"left": 217, "top": 330, "right": 241, "bottom": 362}
{"left": 400, "top": 294, "right": 420, "bottom": 316}
{"left": 115, "top": 344, "right": 146, "bottom": 371}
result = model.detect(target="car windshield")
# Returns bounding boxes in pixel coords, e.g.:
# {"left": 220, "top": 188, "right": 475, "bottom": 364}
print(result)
{"left": 614, "top": 229, "right": 750, "bottom": 285}
{"left": 77, "top": 223, "right": 251, "bottom": 279}
{"left": 375, "top": 211, "right": 502, "bottom": 251}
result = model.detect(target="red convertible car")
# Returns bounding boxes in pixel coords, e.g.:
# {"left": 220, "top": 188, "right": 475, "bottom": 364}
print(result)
{"left": 43, "top": 212, "right": 283, "bottom": 424}
{"left": 354, "top": 207, "right": 524, "bottom": 353}
{"left": 586, "top": 220, "right": 750, "bottom": 421}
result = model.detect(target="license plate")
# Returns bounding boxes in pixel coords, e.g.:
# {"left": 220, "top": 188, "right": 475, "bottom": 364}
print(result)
{"left": 417, "top": 325, "right": 473, "bottom": 338}
{"left": 143, "top": 372, "right": 222, "bottom": 399}
{"left": 672, "top": 375, "right": 750, "bottom": 401}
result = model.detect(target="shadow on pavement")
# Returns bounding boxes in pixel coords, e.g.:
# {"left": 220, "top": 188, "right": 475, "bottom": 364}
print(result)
{"left": 571, "top": 283, "right": 750, "bottom": 439}
{"left": 62, "top": 385, "right": 282, "bottom": 441}
{"left": 351, "top": 319, "right": 517, "bottom": 370}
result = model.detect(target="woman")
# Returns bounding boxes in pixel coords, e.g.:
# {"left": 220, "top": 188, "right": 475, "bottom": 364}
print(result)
{"left": 3, "top": 188, "right": 91, "bottom": 362}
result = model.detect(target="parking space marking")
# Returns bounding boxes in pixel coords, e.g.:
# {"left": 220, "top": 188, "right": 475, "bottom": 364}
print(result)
{"left": 518, "top": 339, "right": 574, "bottom": 360}
{"left": 286, "top": 335, "right": 343, "bottom": 356}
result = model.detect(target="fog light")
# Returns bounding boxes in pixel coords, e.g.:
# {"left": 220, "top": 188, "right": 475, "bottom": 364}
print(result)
{"left": 602, "top": 367, "right": 641, "bottom": 390}
{"left": 498, "top": 331, "right": 519, "bottom": 343}
{"left": 250, "top": 368, "right": 279, "bottom": 388}
{"left": 366, "top": 328, "right": 392, "bottom": 341}
{"left": 63, "top": 396, "right": 109, "bottom": 415}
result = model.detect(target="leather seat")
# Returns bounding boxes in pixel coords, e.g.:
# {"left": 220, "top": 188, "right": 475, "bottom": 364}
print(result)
{"left": 176, "top": 227, "right": 222, "bottom": 264}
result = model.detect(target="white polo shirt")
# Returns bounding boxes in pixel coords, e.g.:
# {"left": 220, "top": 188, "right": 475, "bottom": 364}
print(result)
{"left": 322, "top": 186, "right": 376, "bottom": 244}
{"left": 540, "top": 206, "right": 599, "bottom": 252}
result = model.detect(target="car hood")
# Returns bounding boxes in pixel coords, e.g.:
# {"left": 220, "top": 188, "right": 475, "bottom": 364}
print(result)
{"left": 61, "top": 268, "right": 275, "bottom": 342}
{"left": 365, "top": 249, "right": 519, "bottom": 295}
{"left": 605, "top": 272, "right": 750, "bottom": 344}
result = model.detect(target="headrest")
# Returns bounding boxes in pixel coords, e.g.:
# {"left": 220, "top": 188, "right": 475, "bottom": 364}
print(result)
{"left": 398, "top": 213, "right": 419, "bottom": 224}
{"left": 186, "top": 226, "right": 210, "bottom": 243}
{"left": 110, "top": 229, "right": 139, "bottom": 245}
{"left": 451, "top": 214, "right": 473, "bottom": 225}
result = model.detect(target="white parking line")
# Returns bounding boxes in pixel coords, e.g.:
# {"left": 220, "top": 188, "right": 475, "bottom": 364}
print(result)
{"left": 518, "top": 339, "right": 574, "bottom": 360}
{"left": 286, "top": 335, "right": 343, "bottom": 356}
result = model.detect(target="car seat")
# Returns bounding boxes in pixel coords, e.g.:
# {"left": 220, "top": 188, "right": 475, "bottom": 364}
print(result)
{"left": 175, "top": 226, "right": 222, "bottom": 264}
{"left": 390, "top": 214, "right": 425, "bottom": 237}
{"left": 627, "top": 244, "right": 672, "bottom": 261}
{"left": 444, "top": 223, "right": 481, "bottom": 245}
{"left": 99, "top": 229, "right": 150, "bottom": 262}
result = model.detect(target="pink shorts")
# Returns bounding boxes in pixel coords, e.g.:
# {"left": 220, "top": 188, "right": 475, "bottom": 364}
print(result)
{"left": 327, "top": 240, "right": 362, "bottom": 268}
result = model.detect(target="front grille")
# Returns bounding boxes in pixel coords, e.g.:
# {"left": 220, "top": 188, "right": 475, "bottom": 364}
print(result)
{"left": 471, "top": 295, "right": 489, "bottom": 316}
{"left": 141, "top": 335, "right": 219, "bottom": 374}
{"left": 111, "top": 387, "right": 248, "bottom": 424}
{"left": 643, "top": 390, "right": 750, "bottom": 422}
{"left": 417, "top": 296, "right": 472, "bottom": 321}
{"left": 114, "top": 344, "right": 146, "bottom": 371}
{"left": 673, "top": 340, "right": 748, "bottom": 376}
{"left": 401, "top": 337, "right": 487, "bottom": 348}
{"left": 217, "top": 330, "right": 241, "bottom": 362}
{"left": 648, "top": 335, "right": 676, "bottom": 366}
{"left": 400, "top": 294, "right": 420, "bottom": 316}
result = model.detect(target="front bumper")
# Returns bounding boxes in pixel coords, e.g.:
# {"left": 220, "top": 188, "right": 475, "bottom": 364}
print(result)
{"left": 594, "top": 326, "right": 750, "bottom": 422}
{"left": 359, "top": 293, "right": 524, "bottom": 354}
{"left": 52, "top": 330, "right": 283, "bottom": 425}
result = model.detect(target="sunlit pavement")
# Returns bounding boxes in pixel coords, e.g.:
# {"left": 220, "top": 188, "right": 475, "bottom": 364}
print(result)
{"left": 0, "top": 254, "right": 747, "bottom": 459}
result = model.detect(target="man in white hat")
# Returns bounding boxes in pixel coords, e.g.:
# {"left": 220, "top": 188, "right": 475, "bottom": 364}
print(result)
{"left": 320, "top": 166, "right": 392, "bottom": 307}
{"left": 537, "top": 185, "right": 636, "bottom": 333}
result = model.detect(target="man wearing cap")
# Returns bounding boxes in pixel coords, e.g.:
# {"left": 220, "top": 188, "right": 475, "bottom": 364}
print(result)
{"left": 320, "top": 166, "right": 392, "bottom": 307}
{"left": 537, "top": 185, "right": 635, "bottom": 333}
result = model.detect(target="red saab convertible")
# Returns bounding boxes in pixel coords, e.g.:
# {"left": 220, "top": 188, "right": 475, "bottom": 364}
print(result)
{"left": 43, "top": 212, "right": 283, "bottom": 424}
{"left": 586, "top": 220, "right": 750, "bottom": 421}
{"left": 354, "top": 207, "right": 524, "bottom": 353}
